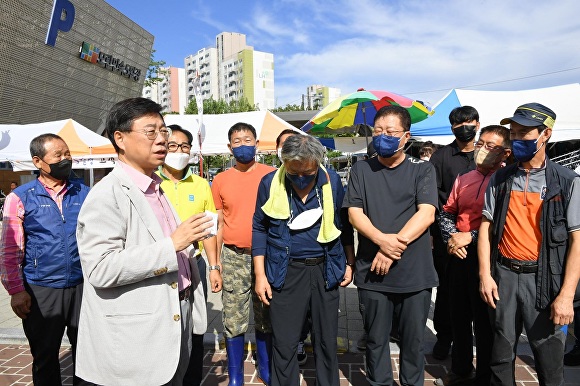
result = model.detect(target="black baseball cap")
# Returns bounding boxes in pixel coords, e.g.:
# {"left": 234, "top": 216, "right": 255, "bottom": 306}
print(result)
{"left": 500, "top": 102, "right": 556, "bottom": 129}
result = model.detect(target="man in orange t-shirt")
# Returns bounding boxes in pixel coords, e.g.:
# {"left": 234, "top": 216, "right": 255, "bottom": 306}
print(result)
{"left": 211, "top": 122, "right": 275, "bottom": 385}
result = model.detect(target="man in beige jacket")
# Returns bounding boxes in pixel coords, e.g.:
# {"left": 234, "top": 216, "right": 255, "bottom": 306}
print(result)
{"left": 76, "top": 98, "right": 212, "bottom": 385}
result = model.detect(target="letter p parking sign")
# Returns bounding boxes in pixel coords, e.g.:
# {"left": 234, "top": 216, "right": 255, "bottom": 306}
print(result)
{"left": 45, "top": 0, "right": 75, "bottom": 47}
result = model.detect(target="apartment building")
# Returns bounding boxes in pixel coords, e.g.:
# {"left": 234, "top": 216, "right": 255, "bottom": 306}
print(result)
{"left": 143, "top": 66, "right": 187, "bottom": 114}
{"left": 306, "top": 85, "right": 342, "bottom": 110}
{"left": 221, "top": 48, "right": 275, "bottom": 110}
{"left": 144, "top": 32, "right": 275, "bottom": 111}
{"left": 185, "top": 48, "right": 219, "bottom": 104}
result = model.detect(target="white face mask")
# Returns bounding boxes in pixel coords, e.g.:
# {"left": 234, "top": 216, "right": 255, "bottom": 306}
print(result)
{"left": 277, "top": 148, "right": 283, "bottom": 162}
{"left": 288, "top": 207, "right": 323, "bottom": 230}
{"left": 165, "top": 152, "right": 190, "bottom": 171}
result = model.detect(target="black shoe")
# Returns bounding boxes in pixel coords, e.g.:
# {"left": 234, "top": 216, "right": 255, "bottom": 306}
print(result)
{"left": 434, "top": 370, "right": 476, "bottom": 386}
{"left": 564, "top": 344, "right": 580, "bottom": 366}
{"left": 432, "top": 339, "right": 452, "bottom": 360}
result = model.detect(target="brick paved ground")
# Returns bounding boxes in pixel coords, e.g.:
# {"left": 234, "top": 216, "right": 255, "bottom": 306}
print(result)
{"left": 3, "top": 343, "right": 580, "bottom": 385}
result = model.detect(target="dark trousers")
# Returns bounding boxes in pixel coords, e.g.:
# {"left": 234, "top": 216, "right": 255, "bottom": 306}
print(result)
{"left": 184, "top": 255, "right": 208, "bottom": 386}
{"left": 359, "top": 288, "right": 432, "bottom": 386}
{"left": 432, "top": 232, "right": 453, "bottom": 344}
{"left": 448, "top": 245, "right": 492, "bottom": 385}
{"left": 300, "top": 311, "right": 312, "bottom": 342}
{"left": 270, "top": 260, "right": 339, "bottom": 386}
{"left": 490, "top": 262, "right": 566, "bottom": 386}
{"left": 573, "top": 305, "right": 580, "bottom": 345}
{"left": 23, "top": 282, "right": 86, "bottom": 386}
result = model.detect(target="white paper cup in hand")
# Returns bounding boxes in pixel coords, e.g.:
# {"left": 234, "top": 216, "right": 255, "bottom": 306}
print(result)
{"left": 205, "top": 210, "right": 218, "bottom": 236}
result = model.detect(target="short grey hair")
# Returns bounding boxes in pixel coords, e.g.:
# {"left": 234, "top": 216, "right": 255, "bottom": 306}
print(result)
{"left": 281, "top": 135, "right": 325, "bottom": 164}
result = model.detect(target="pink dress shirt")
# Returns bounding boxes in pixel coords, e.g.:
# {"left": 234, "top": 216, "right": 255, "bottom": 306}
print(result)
{"left": 118, "top": 162, "right": 192, "bottom": 292}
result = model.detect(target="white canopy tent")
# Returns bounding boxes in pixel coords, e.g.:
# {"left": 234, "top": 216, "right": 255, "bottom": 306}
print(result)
{"left": 164, "top": 110, "right": 303, "bottom": 155}
{"left": 0, "top": 119, "right": 116, "bottom": 171}
{"left": 411, "top": 83, "right": 580, "bottom": 145}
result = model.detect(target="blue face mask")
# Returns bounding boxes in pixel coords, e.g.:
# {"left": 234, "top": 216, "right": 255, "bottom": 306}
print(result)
{"left": 372, "top": 134, "right": 403, "bottom": 158}
{"left": 286, "top": 172, "right": 317, "bottom": 190}
{"left": 512, "top": 131, "right": 545, "bottom": 162}
{"left": 232, "top": 145, "right": 256, "bottom": 164}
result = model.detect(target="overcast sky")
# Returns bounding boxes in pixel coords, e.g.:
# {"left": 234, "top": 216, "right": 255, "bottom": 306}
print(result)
{"left": 106, "top": 0, "right": 580, "bottom": 109}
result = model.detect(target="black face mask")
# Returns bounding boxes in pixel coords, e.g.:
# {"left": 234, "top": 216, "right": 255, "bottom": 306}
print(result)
{"left": 453, "top": 124, "right": 477, "bottom": 143}
{"left": 45, "top": 159, "right": 72, "bottom": 181}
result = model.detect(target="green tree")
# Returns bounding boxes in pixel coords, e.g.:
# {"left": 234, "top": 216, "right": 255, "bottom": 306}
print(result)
{"left": 185, "top": 97, "right": 257, "bottom": 115}
{"left": 327, "top": 150, "right": 342, "bottom": 158}
{"left": 143, "top": 50, "right": 166, "bottom": 88}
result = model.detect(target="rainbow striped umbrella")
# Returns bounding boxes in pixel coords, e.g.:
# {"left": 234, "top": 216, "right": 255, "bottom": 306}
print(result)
{"left": 300, "top": 89, "right": 433, "bottom": 135}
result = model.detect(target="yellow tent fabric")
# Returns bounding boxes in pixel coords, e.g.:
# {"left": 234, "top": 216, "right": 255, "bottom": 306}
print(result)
{"left": 56, "top": 119, "right": 115, "bottom": 155}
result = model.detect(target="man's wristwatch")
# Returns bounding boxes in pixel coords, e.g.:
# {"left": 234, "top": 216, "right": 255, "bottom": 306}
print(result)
{"left": 346, "top": 262, "right": 355, "bottom": 267}
{"left": 209, "top": 265, "right": 221, "bottom": 272}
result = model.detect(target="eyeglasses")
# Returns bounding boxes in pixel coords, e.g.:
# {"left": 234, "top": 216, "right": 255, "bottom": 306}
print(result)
{"left": 167, "top": 142, "right": 192, "bottom": 152}
{"left": 131, "top": 127, "right": 172, "bottom": 140}
{"left": 475, "top": 141, "right": 505, "bottom": 152}
{"left": 373, "top": 129, "right": 406, "bottom": 137}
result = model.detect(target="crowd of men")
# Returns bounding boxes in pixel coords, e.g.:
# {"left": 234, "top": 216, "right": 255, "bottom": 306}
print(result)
{"left": 1, "top": 97, "right": 579, "bottom": 386}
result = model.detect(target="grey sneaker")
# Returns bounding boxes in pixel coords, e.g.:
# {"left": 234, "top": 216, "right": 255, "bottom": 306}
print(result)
{"left": 297, "top": 341, "right": 307, "bottom": 365}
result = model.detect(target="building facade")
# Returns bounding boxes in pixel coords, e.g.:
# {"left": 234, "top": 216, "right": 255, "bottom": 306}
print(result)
{"left": 220, "top": 49, "right": 275, "bottom": 110}
{"left": 143, "top": 66, "right": 187, "bottom": 114}
{"left": 0, "top": 0, "right": 154, "bottom": 133}
{"left": 144, "top": 32, "right": 275, "bottom": 112}
{"left": 184, "top": 48, "right": 219, "bottom": 105}
{"left": 215, "top": 32, "right": 275, "bottom": 110}
{"left": 306, "top": 85, "right": 341, "bottom": 110}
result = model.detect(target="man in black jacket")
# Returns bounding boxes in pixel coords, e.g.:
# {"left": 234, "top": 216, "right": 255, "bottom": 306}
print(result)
{"left": 429, "top": 106, "right": 479, "bottom": 359}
